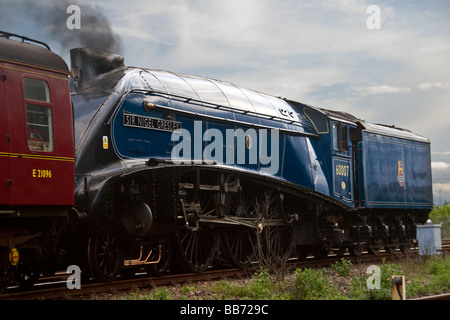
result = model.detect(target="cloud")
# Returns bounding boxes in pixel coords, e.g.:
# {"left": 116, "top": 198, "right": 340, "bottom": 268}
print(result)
{"left": 432, "top": 162, "right": 450, "bottom": 184}
{"left": 431, "top": 150, "right": 450, "bottom": 166}
{"left": 323, "top": 0, "right": 367, "bottom": 14}
{"left": 432, "top": 162, "right": 450, "bottom": 204}
{"left": 434, "top": 183, "right": 450, "bottom": 192}
{"left": 432, "top": 151, "right": 450, "bottom": 156}
{"left": 353, "top": 85, "right": 412, "bottom": 96}
{"left": 433, "top": 183, "right": 450, "bottom": 198}
{"left": 418, "top": 82, "right": 450, "bottom": 90}
{"left": 432, "top": 162, "right": 450, "bottom": 169}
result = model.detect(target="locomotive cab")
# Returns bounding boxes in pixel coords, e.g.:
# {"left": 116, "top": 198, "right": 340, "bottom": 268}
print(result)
{"left": 301, "top": 106, "right": 358, "bottom": 207}
{"left": 330, "top": 120, "right": 356, "bottom": 206}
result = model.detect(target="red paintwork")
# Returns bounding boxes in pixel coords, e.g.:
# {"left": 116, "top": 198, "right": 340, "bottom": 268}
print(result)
{"left": 0, "top": 60, "right": 74, "bottom": 206}
{"left": 0, "top": 64, "right": 8, "bottom": 205}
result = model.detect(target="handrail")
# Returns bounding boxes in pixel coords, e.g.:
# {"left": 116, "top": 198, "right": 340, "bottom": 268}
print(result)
{"left": 0, "top": 30, "right": 51, "bottom": 50}
{"left": 126, "top": 89, "right": 320, "bottom": 138}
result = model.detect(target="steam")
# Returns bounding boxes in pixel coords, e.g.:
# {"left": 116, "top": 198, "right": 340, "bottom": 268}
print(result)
{"left": 47, "top": 1, "right": 123, "bottom": 54}
{"left": 0, "top": 0, "right": 122, "bottom": 54}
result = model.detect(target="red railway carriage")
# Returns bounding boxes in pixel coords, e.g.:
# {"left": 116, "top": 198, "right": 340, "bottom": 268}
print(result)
{"left": 0, "top": 32, "right": 74, "bottom": 288}
{"left": 0, "top": 34, "right": 74, "bottom": 206}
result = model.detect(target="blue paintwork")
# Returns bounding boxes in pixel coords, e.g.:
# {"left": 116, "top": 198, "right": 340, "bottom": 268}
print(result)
{"left": 110, "top": 69, "right": 318, "bottom": 190}
{"left": 333, "top": 157, "right": 353, "bottom": 202}
{"left": 73, "top": 67, "right": 432, "bottom": 212}
{"left": 359, "top": 130, "right": 432, "bottom": 209}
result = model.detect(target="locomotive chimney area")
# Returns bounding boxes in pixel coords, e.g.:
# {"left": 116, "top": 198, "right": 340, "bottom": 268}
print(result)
{"left": 70, "top": 47, "right": 125, "bottom": 91}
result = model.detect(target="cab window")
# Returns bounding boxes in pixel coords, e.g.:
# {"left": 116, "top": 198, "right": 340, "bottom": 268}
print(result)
{"left": 332, "top": 122, "right": 348, "bottom": 152}
{"left": 304, "top": 108, "right": 329, "bottom": 134}
{"left": 23, "top": 78, "right": 54, "bottom": 152}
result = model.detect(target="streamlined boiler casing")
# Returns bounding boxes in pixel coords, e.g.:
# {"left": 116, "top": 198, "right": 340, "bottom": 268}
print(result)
{"left": 70, "top": 53, "right": 318, "bottom": 238}
{"left": 70, "top": 48, "right": 432, "bottom": 241}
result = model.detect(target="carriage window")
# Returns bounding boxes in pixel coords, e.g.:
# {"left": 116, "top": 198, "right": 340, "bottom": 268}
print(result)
{"left": 332, "top": 122, "right": 348, "bottom": 152}
{"left": 23, "top": 78, "right": 53, "bottom": 152}
{"left": 24, "top": 78, "right": 51, "bottom": 102}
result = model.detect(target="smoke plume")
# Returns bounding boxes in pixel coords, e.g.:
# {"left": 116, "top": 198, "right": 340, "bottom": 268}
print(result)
{"left": 0, "top": 0, "right": 122, "bottom": 54}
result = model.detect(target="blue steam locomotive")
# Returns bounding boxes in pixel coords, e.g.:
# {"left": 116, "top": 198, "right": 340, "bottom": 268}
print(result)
{"left": 66, "top": 48, "right": 432, "bottom": 281}
{"left": 2, "top": 32, "right": 431, "bottom": 289}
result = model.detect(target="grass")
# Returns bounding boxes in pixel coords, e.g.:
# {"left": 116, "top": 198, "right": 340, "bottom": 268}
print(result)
{"left": 121, "top": 255, "right": 450, "bottom": 300}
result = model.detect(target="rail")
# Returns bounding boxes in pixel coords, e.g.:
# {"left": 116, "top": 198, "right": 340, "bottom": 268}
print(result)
{"left": 2, "top": 239, "right": 449, "bottom": 300}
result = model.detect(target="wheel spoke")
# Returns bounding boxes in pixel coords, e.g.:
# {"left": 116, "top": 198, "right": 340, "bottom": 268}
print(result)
{"left": 222, "top": 226, "right": 257, "bottom": 268}
{"left": 267, "top": 225, "right": 294, "bottom": 263}
{"left": 175, "top": 224, "right": 218, "bottom": 272}
{"left": 174, "top": 172, "right": 219, "bottom": 272}
{"left": 88, "top": 232, "right": 121, "bottom": 282}
{"left": 221, "top": 188, "right": 258, "bottom": 268}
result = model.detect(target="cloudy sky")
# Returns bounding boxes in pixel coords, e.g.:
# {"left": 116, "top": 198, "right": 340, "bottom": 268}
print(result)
{"left": 2, "top": 0, "right": 449, "bottom": 204}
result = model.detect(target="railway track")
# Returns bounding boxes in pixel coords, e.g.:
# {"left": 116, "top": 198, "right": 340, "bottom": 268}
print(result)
{"left": 0, "top": 268, "right": 247, "bottom": 300}
{"left": 1, "top": 239, "right": 449, "bottom": 300}
{"left": 410, "top": 293, "right": 450, "bottom": 300}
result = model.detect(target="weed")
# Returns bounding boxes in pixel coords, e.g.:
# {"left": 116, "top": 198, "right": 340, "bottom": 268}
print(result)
{"left": 332, "top": 258, "right": 352, "bottom": 276}
{"left": 149, "top": 288, "right": 173, "bottom": 300}
{"left": 120, "top": 256, "right": 450, "bottom": 300}
{"left": 290, "top": 267, "right": 347, "bottom": 300}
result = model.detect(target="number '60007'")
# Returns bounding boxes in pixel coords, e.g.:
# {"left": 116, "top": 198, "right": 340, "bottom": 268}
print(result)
{"left": 336, "top": 164, "right": 349, "bottom": 177}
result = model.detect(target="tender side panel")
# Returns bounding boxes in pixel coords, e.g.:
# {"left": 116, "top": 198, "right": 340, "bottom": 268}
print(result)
{"left": 360, "top": 131, "right": 432, "bottom": 209}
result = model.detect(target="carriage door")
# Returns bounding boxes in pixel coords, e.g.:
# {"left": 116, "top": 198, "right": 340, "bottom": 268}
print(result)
{"left": 332, "top": 121, "right": 354, "bottom": 206}
{"left": 0, "top": 65, "right": 9, "bottom": 205}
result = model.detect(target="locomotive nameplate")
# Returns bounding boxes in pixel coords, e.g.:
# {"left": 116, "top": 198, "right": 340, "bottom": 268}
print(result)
{"left": 123, "top": 113, "right": 181, "bottom": 133}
